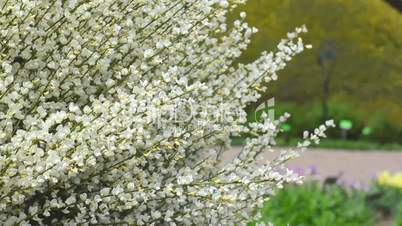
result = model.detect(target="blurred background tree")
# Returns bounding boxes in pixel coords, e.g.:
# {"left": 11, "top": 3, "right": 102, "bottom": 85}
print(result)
{"left": 235, "top": 0, "right": 402, "bottom": 145}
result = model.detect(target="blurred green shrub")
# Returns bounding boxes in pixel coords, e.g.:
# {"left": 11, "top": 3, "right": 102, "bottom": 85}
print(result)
{"left": 250, "top": 182, "right": 374, "bottom": 226}
{"left": 368, "top": 178, "right": 402, "bottom": 221}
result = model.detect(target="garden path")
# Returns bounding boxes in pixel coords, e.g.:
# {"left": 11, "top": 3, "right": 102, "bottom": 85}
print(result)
{"left": 225, "top": 148, "right": 402, "bottom": 187}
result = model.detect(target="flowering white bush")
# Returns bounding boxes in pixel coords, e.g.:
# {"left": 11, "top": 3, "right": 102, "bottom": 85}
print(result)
{"left": 0, "top": 0, "right": 334, "bottom": 225}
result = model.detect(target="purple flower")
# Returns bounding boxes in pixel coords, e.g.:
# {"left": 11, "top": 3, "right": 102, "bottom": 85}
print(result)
{"left": 288, "top": 166, "right": 305, "bottom": 176}
{"left": 307, "top": 165, "right": 318, "bottom": 175}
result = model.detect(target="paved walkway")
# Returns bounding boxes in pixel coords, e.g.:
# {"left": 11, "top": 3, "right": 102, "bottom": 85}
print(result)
{"left": 225, "top": 148, "right": 402, "bottom": 186}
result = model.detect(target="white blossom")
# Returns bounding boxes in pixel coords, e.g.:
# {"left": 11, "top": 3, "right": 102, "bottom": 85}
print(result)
{"left": 0, "top": 0, "right": 332, "bottom": 225}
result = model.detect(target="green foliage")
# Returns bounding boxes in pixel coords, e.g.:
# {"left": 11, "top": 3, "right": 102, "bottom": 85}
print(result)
{"left": 250, "top": 182, "right": 374, "bottom": 226}
{"left": 235, "top": 0, "right": 402, "bottom": 144}
{"left": 368, "top": 184, "right": 402, "bottom": 220}
{"left": 395, "top": 204, "right": 402, "bottom": 226}
{"left": 246, "top": 182, "right": 402, "bottom": 226}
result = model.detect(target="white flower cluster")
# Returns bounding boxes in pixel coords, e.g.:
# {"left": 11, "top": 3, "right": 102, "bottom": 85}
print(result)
{"left": 0, "top": 0, "right": 333, "bottom": 225}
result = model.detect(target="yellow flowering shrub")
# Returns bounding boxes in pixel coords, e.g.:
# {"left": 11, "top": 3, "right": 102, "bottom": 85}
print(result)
{"left": 378, "top": 171, "right": 402, "bottom": 189}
